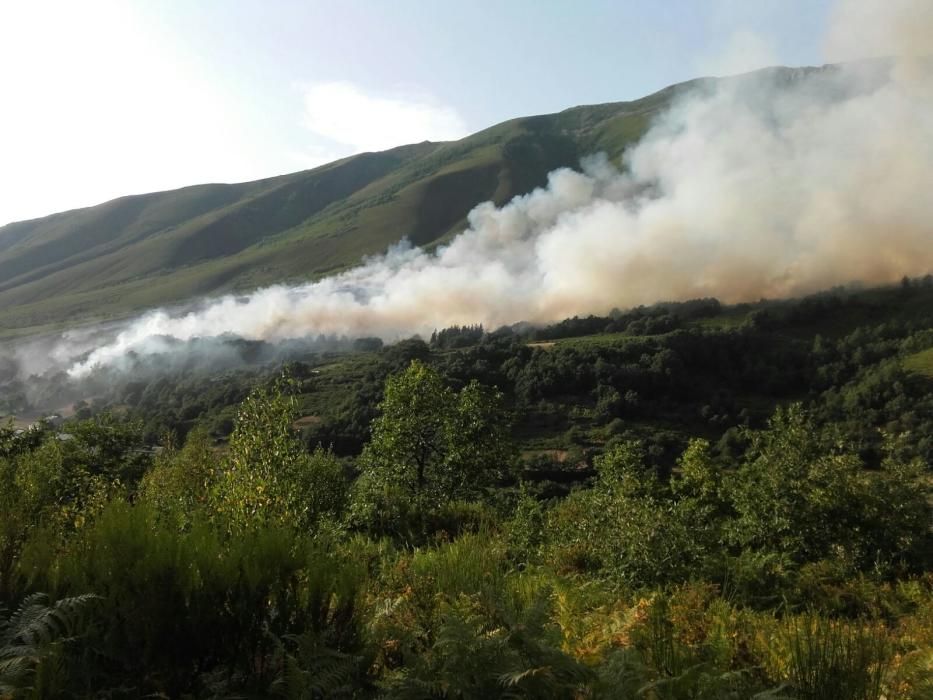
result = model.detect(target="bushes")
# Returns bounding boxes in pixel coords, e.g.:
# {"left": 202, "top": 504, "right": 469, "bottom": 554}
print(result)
{"left": 10, "top": 387, "right": 370, "bottom": 695}
{"left": 377, "top": 591, "right": 590, "bottom": 699}
{"left": 728, "top": 406, "right": 868, "bottom": 565}
{"left": 1, "top": 355, "right": 932, "bottom": 696}
{"left": 367, "top": 537, "right": 592, "bottom": 699}
{"left": 728, "top": 406, "right": 931, "bottom": 573}
{"left": 544, "top": 406, "right": 931, "bottom": 593}
{"left": 17, "top": 501, "right": 367, "bottom": 696}
{"left": 546, "top": 442, "right": 713, "bottom": 587}
{"left": 138, "top": 425, "right": 218, "bottom": 529}
{"left": 0, "top": 431, "right": 125, "bottom": 599}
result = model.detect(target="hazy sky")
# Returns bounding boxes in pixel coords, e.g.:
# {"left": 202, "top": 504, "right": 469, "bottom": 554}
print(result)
{"left": 0, "top": 0, "right": 834, "bottom": 226}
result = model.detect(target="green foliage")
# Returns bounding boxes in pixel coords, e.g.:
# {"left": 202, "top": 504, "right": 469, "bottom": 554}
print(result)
{"left": 0, "top": 592, "right": 99, "bottom": 698}
{"left": 16, "top": 500, "right": 367, "bottom": 696}
{"left": 378, "top": 590, "right": 591, "bottom": 699}
{"left": 728, "top": 405, "right": 931, "bottom": 572}
{"left": 728, "top": 406, "right": 866, "bottom": 564}
{"left": 0, "top": 422, "right": 46, "bottom": 461}
{"left": 360, "top": 360, "right": 452, "bottom": 500}
{"left": 548, "top": 442, "right": 709, "bottom": 586}
{"left": 546, "top": 404, "right": 931, "bottom": 592}
{"left": 271, "top": 628, "right": 368, "bottom": 699}
{"left": 903, "top": 347, "right": 933, "bottom": 378}
{"left": 506, "top": 484, "right": 547, "bottom": 565}
{"left": 4, "top": 282, "right": 933, "bottom": 696}
{"left": 214, "top": 379, "right": 348, "bottom": 532}
{"left": 409, "top": 533, "right": 508, "bottom": 602}
{"left": 352, "top": 361, "right": 513, "bottom": 533}
{"left": 616, "top": 596, "right": 782, "bottom": 699}
{"left": 66, "top": 413, "right": 149, "bottom": 482}
{"left": 782, "top": 613, "right": 891, "bottom": 700}
{"left": 138, "top": 426, "right": 218, "bottom": 529}
{"left": 0, "top": 424, "right": 128, "bottom": 599}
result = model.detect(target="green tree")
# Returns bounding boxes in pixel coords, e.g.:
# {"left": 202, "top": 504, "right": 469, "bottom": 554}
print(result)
{"left": 0, "top": 441, "right": 63, "bottom": 599}
{"left": 213, "top": 379, "right": 347, "bottom": 533}
{"left": 67, "top": 412, "right": 150, "bottom": 484}
{"left": 0, "top": 424, "right": 124, "bottom": 598}
{"left": 726, "top": 404, "right": 931, "bottom": 571}
{"left": 138, "top": 426, "right": 219, "bottom": 530}
{"left": 548, "top": 442, "right": 712, "bottom": 586}
{"left": 727, "top": 405, "right": 866, "bottom": 565}
{"left": 352, "top": 361, "right": 513, "bottom": 526}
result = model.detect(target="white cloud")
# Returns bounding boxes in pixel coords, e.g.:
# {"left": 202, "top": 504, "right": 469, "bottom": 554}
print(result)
{"left": 301, "top": 81, "right": 468, "bottom": 154}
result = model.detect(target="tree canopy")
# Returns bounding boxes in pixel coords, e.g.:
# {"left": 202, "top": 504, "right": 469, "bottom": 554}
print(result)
{"left": 352, "top": 360, "right": 513, "bottom": 530}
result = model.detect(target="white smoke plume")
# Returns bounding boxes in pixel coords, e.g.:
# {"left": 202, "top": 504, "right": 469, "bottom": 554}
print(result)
{"left": 53, "top": 1, "right": 933, "bottom": 378}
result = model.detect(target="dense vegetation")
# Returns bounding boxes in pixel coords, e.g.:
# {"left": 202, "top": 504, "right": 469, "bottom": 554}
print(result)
{"left": 1, "top": 280, "right": 932, "bottom": 698}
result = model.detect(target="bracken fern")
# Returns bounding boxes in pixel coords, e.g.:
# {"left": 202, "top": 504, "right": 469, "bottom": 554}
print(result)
{"left": 0, "top": 592, "right": 99, "bottom": 697}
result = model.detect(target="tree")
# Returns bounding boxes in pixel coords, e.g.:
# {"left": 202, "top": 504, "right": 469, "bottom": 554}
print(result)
{"left": 67, "top": 412, "right": 150, "bottom": 483}
{"left": 138, "top": 426, "right": 219, "bottom": 530}
{"left": 725, "top": 404, "right": 931, "bottom": 571}
{"left": 549, "top": 441, "right": 705, "bottom": 586}
{"left": 0, "top": 422, "right": 126, "bottom": 599}
{"left": 352, "top": 361, "right": 513, "bottom": 520}
{"left": 727, "top": 405, "right": 862, "bottom": 564}
{"left": 213, "top": 379, "right": 347, "bottom": 533}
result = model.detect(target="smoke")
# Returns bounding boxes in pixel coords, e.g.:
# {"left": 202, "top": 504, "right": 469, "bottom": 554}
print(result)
{"left": 825, "top": 0, "right": 933, "bottom": 63}
{"left": 25, "top": 0, "right": 933, "bottom": 379}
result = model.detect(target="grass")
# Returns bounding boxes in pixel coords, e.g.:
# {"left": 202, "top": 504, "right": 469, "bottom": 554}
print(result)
{"left": 548, "top": 332, "right": 647, "bottom": 348}
{"left": 690, "top": 312, "right": 748, "bottom": 330}
{"left": 782, "top": 613, "right": 890, "bottom": 700}
{"left": 903, "top": 347, "right": 933, "bottom": 378}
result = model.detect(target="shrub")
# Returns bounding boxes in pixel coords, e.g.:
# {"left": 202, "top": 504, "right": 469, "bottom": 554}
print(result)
{"left": 18, "top": 501, "right": 366, "bottom": 696}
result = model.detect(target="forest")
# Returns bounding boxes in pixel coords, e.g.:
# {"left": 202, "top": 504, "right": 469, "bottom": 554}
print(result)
{"left": 1, "top": 280, "right": 932, "bottom": 698}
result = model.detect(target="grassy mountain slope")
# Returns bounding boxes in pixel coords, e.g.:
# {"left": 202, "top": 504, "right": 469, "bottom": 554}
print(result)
{"left": 0, "top": 69, "right": 811, "bottom": 338}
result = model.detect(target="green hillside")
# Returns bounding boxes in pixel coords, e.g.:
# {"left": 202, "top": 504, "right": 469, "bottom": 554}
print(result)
{"left": 0, "top": 68, "right": 810, "bottom": 339}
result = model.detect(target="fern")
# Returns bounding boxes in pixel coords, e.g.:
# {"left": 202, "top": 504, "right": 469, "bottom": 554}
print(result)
{"left": 270, "top": 630, "right": 364, "bottom": 700}
{"left": 379, "top": 590, "right": 592, "bottom": 699}
{"left": 0, "top": 592, "right": 100, "bottom": 696}
{"left": 637, "top": 663, "right": 791, "bottom": 700}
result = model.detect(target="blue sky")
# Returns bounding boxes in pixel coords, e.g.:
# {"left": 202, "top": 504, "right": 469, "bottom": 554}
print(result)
{"left": 0, "top": 0, "right": 834, "bottom": 225}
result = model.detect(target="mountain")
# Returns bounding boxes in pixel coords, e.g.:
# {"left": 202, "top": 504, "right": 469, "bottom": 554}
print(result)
{"left": 0, "top": 68, "right": 822, "bottom": 339}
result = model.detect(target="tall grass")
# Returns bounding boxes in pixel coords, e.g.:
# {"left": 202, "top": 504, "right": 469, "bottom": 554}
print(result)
{"left": 783, "top": 613, "right": 890, "bottom": 700}
{"left": 410, "top": 532, "right": 507, "bottom": 601}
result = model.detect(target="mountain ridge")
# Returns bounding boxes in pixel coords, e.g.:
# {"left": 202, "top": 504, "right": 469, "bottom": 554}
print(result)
{"left": 0, "top": 65, "right": 831, "bottom": 339}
